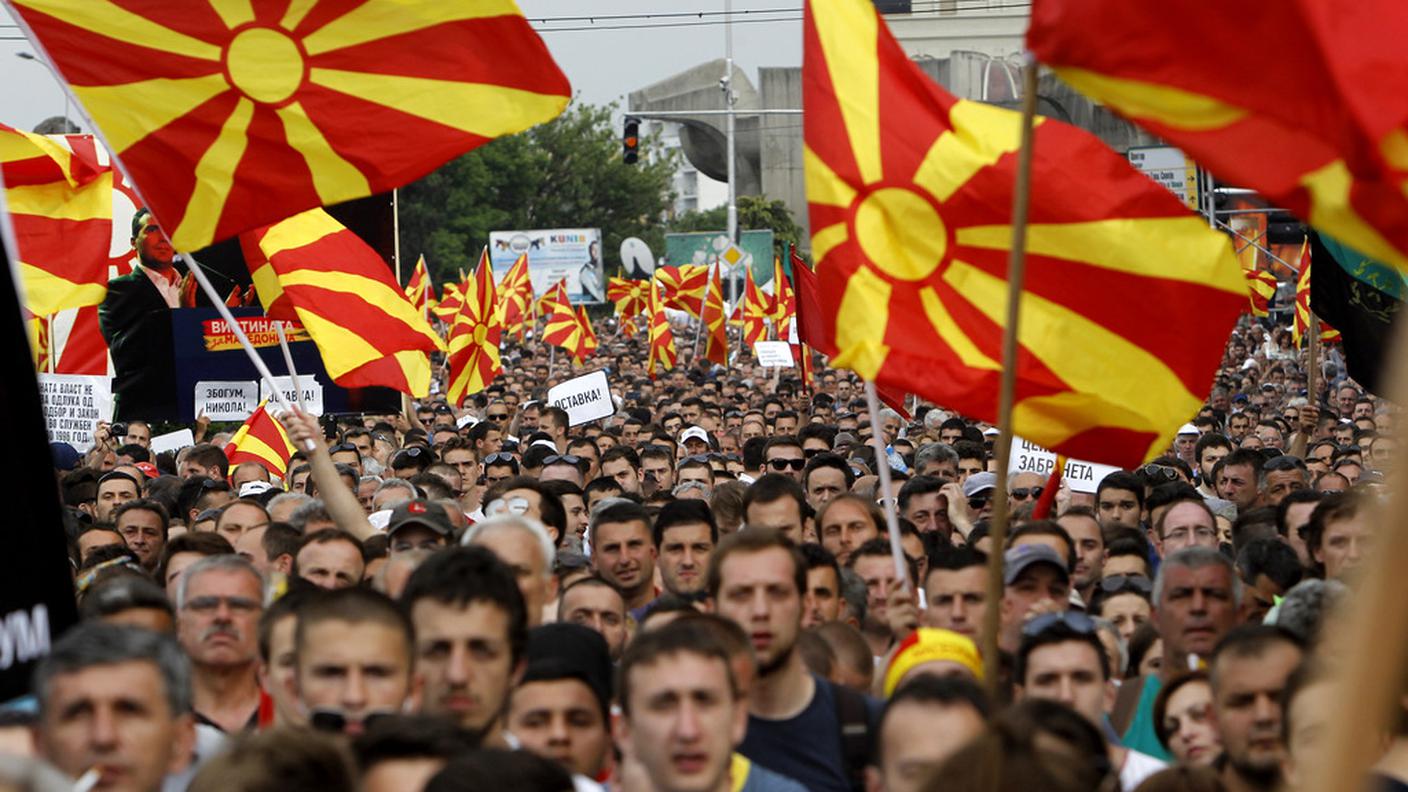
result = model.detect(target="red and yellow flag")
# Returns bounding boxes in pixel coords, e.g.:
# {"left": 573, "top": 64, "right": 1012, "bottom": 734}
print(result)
{"left": 770, "top": 254, "right": 796, "bottom": 332}
{"left": 653, "top": 264, "right": 708, "bottom": 318}
{"left": 225, "top": 401, "right": 297, "bottom": 478}
{"left": 1292, "top": 240, "right": 1341, "bottom": 347}
{"left": 647, "top": 279, "right": 676, "bottom": 378}
{"left": 10, "top": 1, "right": 572, "bottom": 251}
{"left": 702, "top": 265, "right": 729, "bottom": 366}
{"left": 432, "top": 280, "right": 466, "bottom": 322}
{"left": 446, "top": 252, "right": 502, "bottom": 405}
{"left": 574, "top": 305, "right": 598, "bottom": 363}
{"left": 241, "top": 208, "right": 443, "bottom": 396}
{"left": 498, "top": 252, "right": 534, "bottom": 337}
{"left": 741, "top": 264, "right": 769, "bottom": 351}
{"left": 1026, "top": 0, "right": 1408, "bottom": 273}
{"left": 1244, "top": 267, "right": 1279, "bottom": 318}
{"left": 540, "top": 278, "right": 584, "bottom": 355}
{"left": 804, "top": 0, "right": 1246, "bottom": 468}
{"left": 607, "top": 277, "right": 649, "bottom": 321}
{"left": 405, "top": 255, "right": 435, "bottom": 312}
{"left": 1, "top": 124, "right": 113, "bottom": 316}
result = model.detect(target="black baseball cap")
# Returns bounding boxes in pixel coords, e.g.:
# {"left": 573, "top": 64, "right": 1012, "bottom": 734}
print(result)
{"left": 386, "top": 499, "right": 453, "bottom": 538}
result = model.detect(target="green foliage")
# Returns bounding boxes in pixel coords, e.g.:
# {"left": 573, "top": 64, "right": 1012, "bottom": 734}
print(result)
{"left": 667, "top": 195, "right": 802, "bottom": 255}
{"left": 399, "top": 102, "right": 678, "bottom": 283}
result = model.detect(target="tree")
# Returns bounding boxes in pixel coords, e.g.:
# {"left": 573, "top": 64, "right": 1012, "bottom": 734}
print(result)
{"left": 667, "top": 195, "right": 802, "bottom": 255}
{"left": 399, "top": 102, "right": 677, "bottom": 283}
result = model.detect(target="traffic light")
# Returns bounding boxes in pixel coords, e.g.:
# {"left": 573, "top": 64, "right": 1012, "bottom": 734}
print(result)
{"left": 623, "top": 117, "right": 639, "bottom": 165}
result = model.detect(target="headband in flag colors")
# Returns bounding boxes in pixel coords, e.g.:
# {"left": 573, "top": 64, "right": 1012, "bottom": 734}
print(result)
{"left": 240, "top": 207, "right": 443, "bottom": 397}
{"left": 804, "top": 0, "right": 1246, "bottom": 468}
{"left": 7, "top": 0, "right": 571, "bottom": 250}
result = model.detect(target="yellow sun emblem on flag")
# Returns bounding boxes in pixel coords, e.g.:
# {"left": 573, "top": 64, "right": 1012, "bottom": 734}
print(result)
{"left": 12, "top": 0, "right": 570, "bottom": 250}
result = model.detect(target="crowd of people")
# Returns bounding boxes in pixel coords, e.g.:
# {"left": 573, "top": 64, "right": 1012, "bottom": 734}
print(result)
{"left": 7, "top": 308, "right": 1400, "bottom": 792}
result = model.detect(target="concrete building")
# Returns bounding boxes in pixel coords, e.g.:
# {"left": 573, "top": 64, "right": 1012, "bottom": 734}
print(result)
{"left": 643, "top": 119, "right": 729, "bottom": 217}
{"left": 628, "top": 3, "right": 1161, "bottom": 250}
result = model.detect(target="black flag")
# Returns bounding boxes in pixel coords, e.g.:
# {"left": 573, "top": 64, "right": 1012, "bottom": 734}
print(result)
{"left": 1309, "top": 232, "right": 1402, "bottom": 397}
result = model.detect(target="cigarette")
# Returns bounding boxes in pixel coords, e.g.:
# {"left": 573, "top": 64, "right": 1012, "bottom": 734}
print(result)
{"left": 74, "top": 768, "right": 100, "bottom": 792}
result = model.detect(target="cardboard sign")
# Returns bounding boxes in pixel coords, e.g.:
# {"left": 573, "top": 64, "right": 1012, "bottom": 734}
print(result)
{"left": 1008, "top": 437, "right": 1121, "bottom": 495}
{"left": 194, "top": 380, "right": 258, "bottom": 421}
{"left": 753, "top": 341, "right": 795, "bottom": 368}
{"left": 37, "top": 374, "right": 113, "bottom": 448}
{"left": 547, "top": 370, "right": 615, "bottom": 426}
{"left": 260, "top": 375, "right": 325, "bottom": 415}
{"left": 151, "top": 428, "right": 195, "bottom": 456}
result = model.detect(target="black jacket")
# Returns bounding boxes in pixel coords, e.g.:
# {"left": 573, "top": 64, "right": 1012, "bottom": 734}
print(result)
{"left": 98, "top": 269, "right": 176, "bottom": 420}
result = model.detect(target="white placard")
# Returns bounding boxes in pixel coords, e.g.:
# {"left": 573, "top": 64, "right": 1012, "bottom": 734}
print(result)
{"left": 1008, "top": 436, "right": 1121, "bottom": 495}
{"left": 1126, "top": 146, "right": 1199, "bottom": 210}
{"left": 151, "top": 428, "right": 195, "bottom": 456}
{"left": 38, "top": 374, "right": 113, "bottom": 448}
{"left": 753, "top": 341, "right": 795, "bottom": 368}
{"left": 259, "top": 376, "right": 325, "bottom": 415}
{"left": 548, "top": 370, "right": 615, "bottom": 427}
{"left": 194, "top": 381, "right": 258, "bottom": 421}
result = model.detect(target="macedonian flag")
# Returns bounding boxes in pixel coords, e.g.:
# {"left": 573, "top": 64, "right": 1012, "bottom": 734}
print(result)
{"left": 804, "top": 0, "right": 1246, "bottom": 467}
{"left": 741, "top": 264, "right": 770, "bottom": 351}
{"left": 1, "top": 124, "right": 113, "bottom": 316}
{"left": 1244, "top": 267, "right": 1278, "bottom": 318}
{"left": 405, "top": 255, "right": 435, "bottom": 313}
{"left": 432, "top": 279, "right": 465, "bottom": 322}
{"left": 1026, "top": 0, "right": 1408, "bottom": 273}
{"left": 445, "top": 252, "right": 502, "bottom": 405}
{"left": 574, "top": 305, "right": 598, "bottom": 363}
{"left": 241, "top": 208, "right": 443, "bottom": 396}
{"left": 607, "top": 277, "right": 649, "bottom": 321}
{"left": 498, "top": 252, "right": 534, "bottom": 337}
{"left": 770, "top": 253, "right": 796, "bottom": 331}
{"left": 8, "top": 1, "right": 572, "bottom": 251}
{"left": 702, "top": 265, "right": 728, "bottom": 366}
{"left": 539, "top": 278, "right": 584, "bottom": 355}
{"left": 647, "top": 278, "right": 676, "bottom": 378}
{"left": 653, "top": 264, "right": 708, "bottom": 318}
{"left": 225, "top": 400, "right": 297, "bottom": 478}
{"left": 1292, "top": 239, "right": 1340, "bottom": 347}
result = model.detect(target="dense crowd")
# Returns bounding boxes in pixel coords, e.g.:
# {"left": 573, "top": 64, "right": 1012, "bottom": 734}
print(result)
{"left": 5, "top": 306, "right": 1398, "bottom": 792}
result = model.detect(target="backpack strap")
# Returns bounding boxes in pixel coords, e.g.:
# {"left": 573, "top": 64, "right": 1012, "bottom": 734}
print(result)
{"left": 832, "top": 682, "right": 873, "bottom": 792}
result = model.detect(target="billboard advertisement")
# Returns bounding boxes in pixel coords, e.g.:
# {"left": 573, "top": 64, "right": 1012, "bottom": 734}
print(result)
{"left": 488, "top": 228, "right": 605, "bottom": 304}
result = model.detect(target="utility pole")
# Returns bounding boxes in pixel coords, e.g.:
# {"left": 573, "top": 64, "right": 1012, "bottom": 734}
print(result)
{"left": 724, "top": 0, "right": 737, "bottom": 247}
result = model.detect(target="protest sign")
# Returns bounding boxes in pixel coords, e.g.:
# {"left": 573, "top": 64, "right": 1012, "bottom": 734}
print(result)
{"left": 194, "top": 380, "right": 258, "bottom": 421}
{"left": 754, "top": 341, "right": 796, "bottom": 368}
{"left": 1008, "top": 436, "right": 1121, "bottom": 494}
{"left": 151, "top": 428, "right": 195, "bottom": 456}
{"left": 37, "top": 374, "right": 112, "bottom": 448}
{"left": 548, "top": 370, "right": 615, "bottom": 426}
{"left": 260, "top": 375, "right": 325, "bottom": 416}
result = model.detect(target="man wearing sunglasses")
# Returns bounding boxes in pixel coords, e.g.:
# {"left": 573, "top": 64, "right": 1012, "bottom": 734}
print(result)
{"left": 1007, "top": 470, "right": 1046, "bottom": 512}
{"left": 1016, "top": 612, "right": 1166, "bottom": 790}
{"left": 762, "top": 436, "right": 807, "bottom": 483}
{"left": 295, "top": 587, "right": 421, "bottom": 738}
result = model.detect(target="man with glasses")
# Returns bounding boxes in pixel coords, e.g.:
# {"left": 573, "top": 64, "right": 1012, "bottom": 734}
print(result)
{"left": 1016, "top": 612, "right": 1166, "bottom": 789}
{"left": 961, "top": 472, "right": 997, "bottom": 522}
{"left": 1007, "top": 470, "right": 1046, "bottom": 512}
{"left": 1153, "top": 495, "right": 1220, "bottom": 556}
{"left": 1259, "top": 455, "right": 1309, "bottom": 507}
{"left": 763, "top": 436, "right": 807, "bottom": 483}
{"left": 176, "top": 555, "right": 264, "bottom": 733}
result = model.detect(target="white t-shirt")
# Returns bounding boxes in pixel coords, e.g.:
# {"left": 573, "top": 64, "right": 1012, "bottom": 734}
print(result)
{"left": 1119, "top": 748, "right": 1167, "bottom": 790}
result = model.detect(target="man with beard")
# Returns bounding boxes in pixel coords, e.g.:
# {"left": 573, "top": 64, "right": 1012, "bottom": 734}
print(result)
{"left": 399, "top": 546, "right": 526, "bottom": 747}
{"left": 709, "top": 529, "right": 880, "bottom": 792}
{"left": 176, "top": 555, "right": 264, "bottom": 733}
{"left": 1209, "top": 626, "right": 1305, "bottom": 792}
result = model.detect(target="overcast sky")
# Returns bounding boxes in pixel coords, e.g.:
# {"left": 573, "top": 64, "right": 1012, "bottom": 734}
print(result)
{"left": 0, "top": 2, "right": 803, "bottom": 134}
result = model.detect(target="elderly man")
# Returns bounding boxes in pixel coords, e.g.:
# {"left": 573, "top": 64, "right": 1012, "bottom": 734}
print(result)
{"left": 176, "top": 555, "right": 264, "bottom": 734}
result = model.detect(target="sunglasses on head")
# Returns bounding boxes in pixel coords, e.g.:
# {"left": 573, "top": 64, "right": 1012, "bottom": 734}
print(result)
{"left": 1011, "top": 486, "right": 1044, "bottom": 501}
{"left": 1098, "top": 574, "right": 1153, "bottom": 596}
{"left": 328, "top": 442, "right": 358, "bottom": 455}
{"left": 483, "top": 452, "right": 517, "bottom": 465}
{"left": 1021, "top": 610, "right": 1098, "bottom": 638}
{"left": 543, "top": 454, "right": 582, "bottom": 467}
{"left": 1139, "top": 464, "right": 1180, "bottom": 482}
{"left": 768, "top": 458, "right": 806, "bottom": 471}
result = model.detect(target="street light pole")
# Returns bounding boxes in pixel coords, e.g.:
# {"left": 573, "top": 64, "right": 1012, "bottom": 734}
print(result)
{"left": 723, "top": 0, "right": 737, "bottom": 247}
{"left": 16, "top": 51, "right": 73, "bottom": 131}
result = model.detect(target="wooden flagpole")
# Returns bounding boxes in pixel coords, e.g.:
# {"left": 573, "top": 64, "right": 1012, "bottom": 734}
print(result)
{"left": 980, "top": 59, "right": 1040, "bottom": 691}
